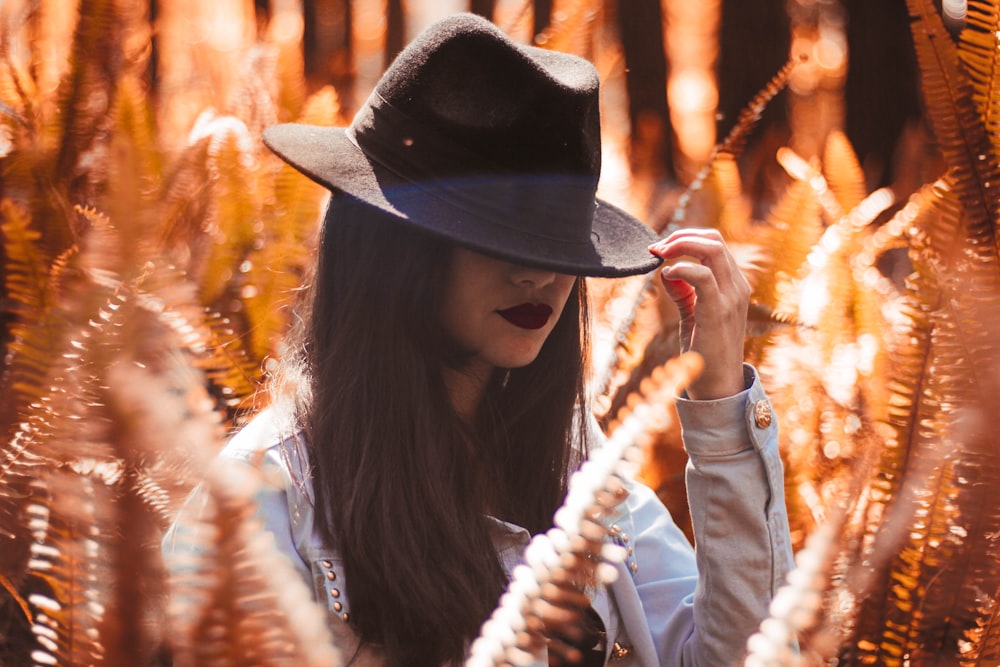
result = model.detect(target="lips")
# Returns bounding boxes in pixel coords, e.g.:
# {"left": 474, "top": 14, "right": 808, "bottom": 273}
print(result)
{"left": 498, "top": 303, "right": 553, "bottom": 330}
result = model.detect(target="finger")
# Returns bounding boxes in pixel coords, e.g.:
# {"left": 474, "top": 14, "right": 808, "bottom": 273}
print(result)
{"left": 650, "top": 235, "right": 740, "bottom": 286}
{"left": 660, "top": 262, "right": 723, "bottom": 312}
{"left": 650, "top": 228, "right": 737, "bottom": 264}
{"left": 539, "top": 581, "right": 592, "bottom": 611}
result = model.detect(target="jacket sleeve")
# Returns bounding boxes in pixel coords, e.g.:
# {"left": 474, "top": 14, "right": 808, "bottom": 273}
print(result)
{"left": 624, "top": 363, "right": 793, "bottom": 666}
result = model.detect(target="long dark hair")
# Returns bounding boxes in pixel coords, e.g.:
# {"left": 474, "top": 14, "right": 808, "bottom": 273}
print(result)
{"left": 277, "top": 195, "right": 590, "bottom": 665}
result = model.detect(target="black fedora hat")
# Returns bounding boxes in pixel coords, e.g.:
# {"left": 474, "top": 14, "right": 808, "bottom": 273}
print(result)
{"left": 263, "top": 12, "right": 661, "bottom": 278}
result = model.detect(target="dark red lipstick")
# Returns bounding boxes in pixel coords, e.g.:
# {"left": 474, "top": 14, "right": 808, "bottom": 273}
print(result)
{"left": 498, "top": 303, "right": 553, "bottom": 330}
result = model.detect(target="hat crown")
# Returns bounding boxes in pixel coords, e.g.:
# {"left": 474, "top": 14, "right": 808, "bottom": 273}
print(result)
{"left": 260, "top": 13, "right": 661, "bottom": 278}
{"left": 361, "top": 13, "right": 602, "bottom": 181}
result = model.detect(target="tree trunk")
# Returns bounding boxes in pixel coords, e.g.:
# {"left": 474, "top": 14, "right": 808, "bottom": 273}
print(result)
{"left": 303, "top": 0, "right": 354, "bottom": 103}
{"left": 532, "top": 0, "right": 553, "bottom": 40}
{"left": 843, "top": 0, "right": 922, "bottom": 190}
{"left": 385, "top": 0, "right": 405, "bottom": 68}
{"left": 469, "top": 0, "right": 496, "bottom": 22}
{"left": 618, "top": 0, "right": 675, "bottom": 183}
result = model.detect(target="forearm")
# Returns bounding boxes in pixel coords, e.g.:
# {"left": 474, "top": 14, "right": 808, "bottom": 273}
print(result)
{"left": 676, "top": 364, "right": 792, "bottom": 665}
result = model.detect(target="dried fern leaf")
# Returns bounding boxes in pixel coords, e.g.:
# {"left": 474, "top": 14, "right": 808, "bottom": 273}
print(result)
{"left": 156, "top": 136, "right": 214, "bottom": 257}
{"left": 669, "top": 55, "right": 802, "bottom": 232}
{"left": 194, "top": 114, "right": 260, "bottom": 305}
{"left": 593, "top": 56, "right": 801, "bottom": 413}
{"left": 166, "top": 460, "right": 341, "bottom": 667}
{"left": 709, "top": 153, "right": 754, "bottom": 243}
{"left": 27, "top": 472, "right": 111, "bottom": 666}
{"left": 0, "top": 425, "right": 45, "bottom": 620}
{"left": 745, "top": 518, "right": 844, "bottom": 666}
{"left": 746, "top": 301, "right": 799, "bottom": 339}
{"left": 864, "top": 180, "right": 958, "bottom": 525}
{"left": 0, "top": 199, "right": 75, "bottom": 431}
{"left": 758, "top": 177, "right": 823, "bottom": 315}
{"left": 822, "top": 130, "right": 868, "bottom": 214}
{"left": 906, "top": 0, "right": 1000, "bottom": 261}
{"left": 468, "top": 353, "right": 702, "bottom": 667}
{"left": 758, "top": 184, "right": 895, "bottom": 550}
{"left": 959, "top": 0, "right": 1000, "bottom": 157}
{"left": 228, "top": 45, "right": 282, "bottom": 138}
{"left": 242, "top": 90, "right": 338, "bottom": 364}
{"left": 53, "top": 0, "right": 121, "bottom": 213}
{"left": 844, "top": 167, "right": 1000, "bottom": 664}
{"left": 104, "top": 75, "right": 163, "bottom": 259}
{"left": 89, "top": 265, "right": 261, "bottom": 413}
{"left": 777, "top": 146, "right": 844, "bottom": 223}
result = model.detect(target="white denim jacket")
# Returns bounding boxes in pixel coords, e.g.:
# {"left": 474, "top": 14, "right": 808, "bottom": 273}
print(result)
{"left": 165, "top": 364, "right": 792, "bottom": 666}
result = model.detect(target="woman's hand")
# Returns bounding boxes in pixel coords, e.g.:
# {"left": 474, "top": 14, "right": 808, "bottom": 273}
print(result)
{"left": 648, "top": 229, "right": 750, "bottom": 400}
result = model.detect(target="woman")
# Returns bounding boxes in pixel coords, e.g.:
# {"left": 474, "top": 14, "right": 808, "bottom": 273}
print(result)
{"left": 167, "top": 12, "right": 792, "bottom": 666}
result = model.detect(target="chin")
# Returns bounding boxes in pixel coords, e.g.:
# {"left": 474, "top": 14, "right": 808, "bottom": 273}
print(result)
{"left": 494, "top": 348, "right": 544, "bottom": 369}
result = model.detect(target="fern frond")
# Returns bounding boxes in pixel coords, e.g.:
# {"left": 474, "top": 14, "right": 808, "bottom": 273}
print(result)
{"left": 745, "top": 518, "right": 843, "bottom": 666}
{"left": 1, "top": 199, "right": 48, "bottom": 322}
{"left": 758, "top": 177, "right": 822, "bottom": 314}
{"left": 469, "top": 353, "right": 702, "bottom": 667}
{"left": 165, "top": 460, "right": 341, "bottom": 666}
{"left": 906, "top": 0, "right": 1000, "bottom": 262}
{"left": 27, "top": 473, "right": 112, "bottom": 666}
{"left": 0, "top": 200, "right": 76, "bottom": 431}
{"left": 776, "top": 146, "right": 843, "bottom": 223}
{"left": 593, "top": 55, "right": 802, "bottom": 414}
{"left": 53, "top": 0, "right": 121, "bottom": 224}
{"left": 669, "top": 54, "right": 802, "bottom": 231}
{"left": 156, "top": 136, "right": 214, "bottom": 258}
{"left": 822, "top": 130, "right": 868, "bottom": 214}
{"left": 758, "top": 182, "right": 895, "bottom": 550}
{"left": 746, "top": 301, "right": 800, "bottom": 339}
{"left": 88, "top": 265, "right": 261, "bottom": 414}
{"left": 192, "top": 113, "right": 260, "bottom": 305}
{"left": 708, "top": 153, "right": 754, "bottom": 242}
{"left": 241, "top": 90, "right": 338, "bottom": 364}
{"left": 959, "top": 0, "right": 1000, "bottom": 157}
{"left": 104, "top": 74, "right": 163, "bottom": 261}
{"left": 844, "top": 164, "right": 1000, "bottom": 663}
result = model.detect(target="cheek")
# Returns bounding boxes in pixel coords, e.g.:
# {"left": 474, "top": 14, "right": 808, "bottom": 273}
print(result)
{"left": 552, "top": 277, "right": 578, "bottom": 319}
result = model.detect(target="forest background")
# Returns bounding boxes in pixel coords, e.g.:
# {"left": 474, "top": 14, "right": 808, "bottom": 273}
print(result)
{"left": 2, "top": 0, "right": 998, "bottom": 665}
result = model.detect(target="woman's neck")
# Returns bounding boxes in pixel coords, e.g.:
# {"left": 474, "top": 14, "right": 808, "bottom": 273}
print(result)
{"left": 442, "top": 358, "right": 494, "bottom": 424}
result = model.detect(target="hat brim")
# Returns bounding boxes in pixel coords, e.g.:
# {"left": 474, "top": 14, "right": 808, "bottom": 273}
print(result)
{"left": 262, "top": 123, "right": 663, "bottom": 278}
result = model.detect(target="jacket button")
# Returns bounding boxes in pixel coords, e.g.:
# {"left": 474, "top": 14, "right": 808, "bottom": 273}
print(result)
{"left": 326, "top": 571, "right": 336, "bottom": 581}
{"left": 611, "top": 642, "right": 632, "bottom": 661}
{"left": 331, "top": 588, "right": 340, "bottom": 598}
{"left": 333, "top": 602, "right": 342, "bottom": 612}
{"left": 753, "top": 400, "right": 772, "bottom": 428}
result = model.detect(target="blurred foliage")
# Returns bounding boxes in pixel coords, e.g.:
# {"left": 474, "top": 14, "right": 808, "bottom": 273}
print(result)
{"left": 3, "top": 0, "right": 1000, "bottom": 665}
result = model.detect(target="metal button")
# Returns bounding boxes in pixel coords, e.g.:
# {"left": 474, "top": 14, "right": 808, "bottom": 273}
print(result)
{"left": 331, "top": 588, "right": 340, "bottom": 598}
{"left": 629, "top": 561, "right": 638, "bottom": 574}
{"left": 321, "top": 560, "right": 332, "bottom": 568}
{"left": 753, "top": 400, "right": 772, "bottom": 428}
{"left": 342, "top": 612, "right": 350, "bottom": 622}
{"left": 326, "top": 571, "right": 336, "bottom": 581}
{"left": 611, "top": 642, "right": 632, "bottom": 661}
{"left": 333, "top": 602, "right": 342, "bottom": 612}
